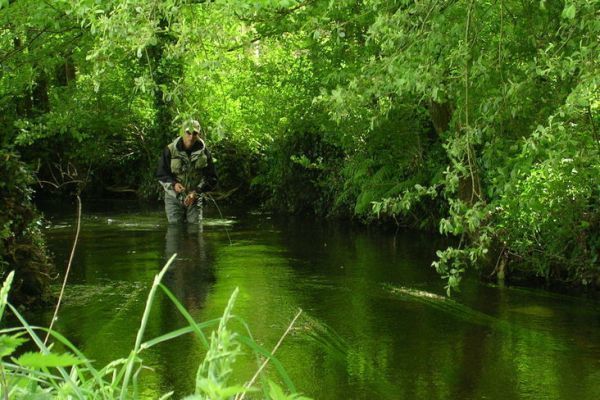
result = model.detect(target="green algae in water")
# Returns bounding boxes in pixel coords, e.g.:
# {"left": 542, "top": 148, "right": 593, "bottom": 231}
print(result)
{"left": 52, "top": 281, "right": 145, "bottom": 307}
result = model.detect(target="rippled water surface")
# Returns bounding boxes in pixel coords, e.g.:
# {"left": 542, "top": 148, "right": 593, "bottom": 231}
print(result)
{"left": 34, "top": 201, "right": 600, "bottom": 399}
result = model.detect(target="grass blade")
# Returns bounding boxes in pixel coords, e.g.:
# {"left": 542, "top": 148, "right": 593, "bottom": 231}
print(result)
{"left": 158, "top": 283, "right": 210, "bottom": 348}
{"left": 236, "top": 335, "right": 296, "bottom": 393}
{"left": 7, "top": 304, "right": 84, "bottom": 398}
{"left": 120, "top": 253, "right": 177, "bottom": 400}
{"left": 237, "top": 309, "right": 302, "bottom": 400}
{"left": 141, "top": 318, "right": 221, "bottom": 351}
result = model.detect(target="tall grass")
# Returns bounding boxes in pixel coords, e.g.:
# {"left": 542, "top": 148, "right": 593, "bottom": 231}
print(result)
{"left": 0, "top": 255, "right": 309, "bottom": 399}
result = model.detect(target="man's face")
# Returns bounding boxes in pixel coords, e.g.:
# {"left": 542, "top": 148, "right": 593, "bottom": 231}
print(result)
{"left": 185, "top": 129, "right": 200, "bottom": 143}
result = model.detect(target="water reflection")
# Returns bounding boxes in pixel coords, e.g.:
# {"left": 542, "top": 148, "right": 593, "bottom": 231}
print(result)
{"left": 146, "top": 224, "right": 217, "bottom": 396}
{"left": 163, "top": 224, "right": 215, "bottom": 311}
{"left": 35, "top": 209, "right": 600, "bottom": 400}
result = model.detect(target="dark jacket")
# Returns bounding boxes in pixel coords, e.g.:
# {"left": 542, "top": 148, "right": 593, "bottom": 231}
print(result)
{"left": 156, "top": 137, "right": 218, "bottom": 193}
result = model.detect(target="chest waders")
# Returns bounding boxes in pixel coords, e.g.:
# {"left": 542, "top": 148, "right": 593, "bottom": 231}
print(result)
{"left": 163, "top": 137, "right": 208, "bottom": 224}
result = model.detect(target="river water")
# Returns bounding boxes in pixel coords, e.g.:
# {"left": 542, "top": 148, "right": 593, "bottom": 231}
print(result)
{"left": 34, "top": 201, "right": 600, "bottom": 399}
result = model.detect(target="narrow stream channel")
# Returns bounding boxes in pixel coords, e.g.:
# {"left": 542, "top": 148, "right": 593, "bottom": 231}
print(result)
{"left": 33, "top": 201, "right": 600, "bottom": 399}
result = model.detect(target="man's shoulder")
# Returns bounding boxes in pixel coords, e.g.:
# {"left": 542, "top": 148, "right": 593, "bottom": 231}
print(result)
{"left": 167, "top": 137, "right": 181, "bottom": 152}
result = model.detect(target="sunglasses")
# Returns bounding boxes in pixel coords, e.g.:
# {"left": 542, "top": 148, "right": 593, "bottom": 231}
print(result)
{"left": 186, "top": 130, "right": 200, "bottom": 136}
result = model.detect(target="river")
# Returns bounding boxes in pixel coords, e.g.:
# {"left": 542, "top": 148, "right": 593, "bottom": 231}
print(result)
{"left": 33, "top": 201, "right": 600, "bottom": 399}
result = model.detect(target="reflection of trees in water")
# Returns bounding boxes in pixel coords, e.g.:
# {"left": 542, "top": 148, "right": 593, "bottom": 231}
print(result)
{"left": 156, "top": 224, "right": 216, "bottom": 396}
{"left": 275, "top": 223, "right": 524, "bottom": 399}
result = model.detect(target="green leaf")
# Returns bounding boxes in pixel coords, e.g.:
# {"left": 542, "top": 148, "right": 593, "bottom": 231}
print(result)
{"left": 580, "top": 221, "right": 590, "bottom": 229}
{"left": 269, "top": 380, "right": 287, "bottom": 399}
{"left": 16, "top": 351, "right": 83, "bottom": 368}
{"left": 268, "top": 380, "right": 311, "bottom": 400}
{"left": 158, "top": 284, "right": 211, "bottom": 348}
{"left": 0, "top": 334, "right": 26, "bottom": 358}
{"left": 562, "top": 4, "right": 576, "bottom": 19}
{"left": 0, "top": 271, "right": 15, "bottom": 321}
{"left": 216, "top": 385, "right": 250, "bottom": 397}
{"left": 236, "top": 335, "right": 296, "bottom": 393}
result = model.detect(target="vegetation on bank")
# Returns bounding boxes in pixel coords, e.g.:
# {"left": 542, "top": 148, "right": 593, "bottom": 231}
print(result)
{"left": 0, "top": 150, "right": 54, "bottom": 306}
{"left": 0, "top": 257, "right": 309, "bottom": 399}
{"left": 0, "top": 0, "right": 598, "bottom": 292}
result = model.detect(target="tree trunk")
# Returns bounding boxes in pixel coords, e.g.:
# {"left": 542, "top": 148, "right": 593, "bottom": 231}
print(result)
{"left": 56, "top": 57, "right": 76, "bottom": 86}
{"left": 428, "top": 100, "right": 483, "bottom": 204}
{"left": 146, "top": 18, "right": 183, "bottom": 143}
{"left": 428, "top": 100, "right": 453, "bottom": 136}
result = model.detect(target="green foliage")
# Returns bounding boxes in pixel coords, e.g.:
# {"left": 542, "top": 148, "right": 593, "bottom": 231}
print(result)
{"left": 0, "top": 334, "right": 26, "bottom": 358}
{"left": 194, "top": 288, "right": 244, "bottom": 398}
{"left": 1, "top": 0, "right": 598, "bottom": 291}
{"left": 267, "top": 380, "right": 311, "bottom": 400}
{"left": 0, "top": 150, "right": 53, "bottom": 305}
{"left": 211, "top": 137, "right": 261, "bottom": 206}
{"left": 16, "top": 351, "right": 84, "bottom": 368}
{"left": 254, "top": 127, "right": 343, "bottom": 215}
{"left": 494, "top": 108, "right": 600, "bottom": 283}
{"left": 318, "top": 0, "right": 600, "bottom": 290}
{"left": 0, "top": 258, "right": 310, "bottom": 399}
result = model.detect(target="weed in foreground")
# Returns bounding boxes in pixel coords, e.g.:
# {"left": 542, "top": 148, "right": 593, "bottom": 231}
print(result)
{"left": 0, "top": 254, "right": 310, "bottom": 399}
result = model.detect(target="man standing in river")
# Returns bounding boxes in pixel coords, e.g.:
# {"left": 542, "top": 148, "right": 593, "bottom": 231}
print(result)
{"left": 156, "top": 119, "right": 218, "bottom": 223}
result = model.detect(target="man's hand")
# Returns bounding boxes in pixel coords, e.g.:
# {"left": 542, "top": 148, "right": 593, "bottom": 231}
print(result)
{"left": 174, "top": 183, "right": 185, "bottom": 193}
{"left": 183, "top": 191, "right": 198, "bottom": 207}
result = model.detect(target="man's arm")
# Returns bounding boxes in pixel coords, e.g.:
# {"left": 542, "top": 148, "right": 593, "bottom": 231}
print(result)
{"left": 157, "top": 147, "right": 188, "bottom": 194}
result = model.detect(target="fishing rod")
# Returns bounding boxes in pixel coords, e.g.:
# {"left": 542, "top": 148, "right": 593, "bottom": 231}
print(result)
{"left": 197, "top": 192, "right": 233, "bottom": 245}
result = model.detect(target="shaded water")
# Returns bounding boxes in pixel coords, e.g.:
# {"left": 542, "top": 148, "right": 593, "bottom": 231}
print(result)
{"left": 34, "top": 202, "right": 600, "bottom": 399}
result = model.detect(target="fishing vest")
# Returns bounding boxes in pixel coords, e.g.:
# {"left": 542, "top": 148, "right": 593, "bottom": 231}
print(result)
{"left": 167, "top": 137, "right": 208, "bottom": 190}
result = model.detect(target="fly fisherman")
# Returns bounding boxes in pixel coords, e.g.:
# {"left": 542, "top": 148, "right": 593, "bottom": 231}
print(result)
{"left": 156, "top": 119, "right": 218, "bottom": 223}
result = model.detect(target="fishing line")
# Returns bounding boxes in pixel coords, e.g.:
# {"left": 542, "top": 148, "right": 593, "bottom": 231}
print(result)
{"left": 205, "top": 193, "right": 233, "bottom": 245}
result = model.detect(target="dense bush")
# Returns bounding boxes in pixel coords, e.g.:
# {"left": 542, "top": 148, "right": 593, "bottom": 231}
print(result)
{"left": 495, "top": 112, "right": 600, "bottom": 284}
{"left": 0, "top": 150, "right": 53, "bottom": 306}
